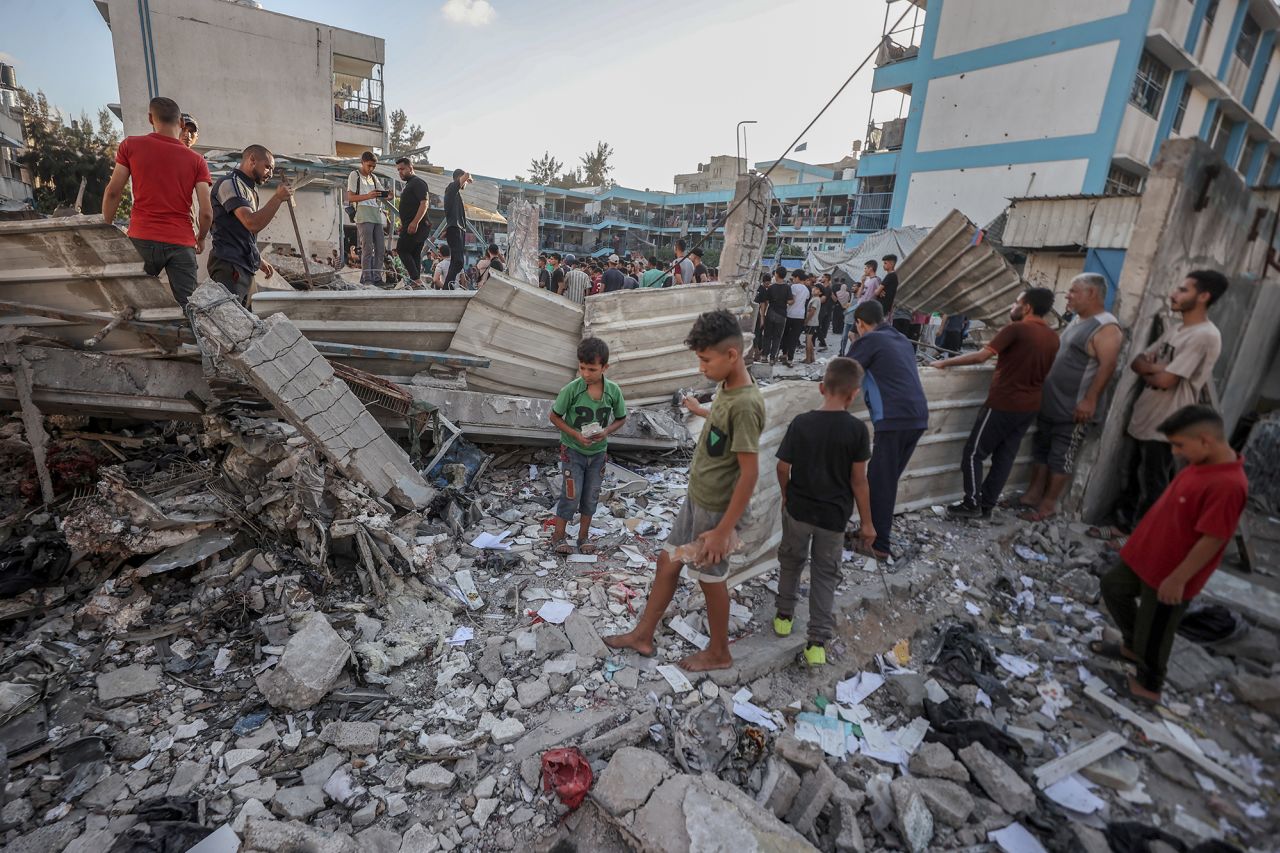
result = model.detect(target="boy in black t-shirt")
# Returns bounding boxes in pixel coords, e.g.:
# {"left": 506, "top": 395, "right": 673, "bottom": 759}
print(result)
{"left": 772, "top": 358, "right": 875, "bottom": 666}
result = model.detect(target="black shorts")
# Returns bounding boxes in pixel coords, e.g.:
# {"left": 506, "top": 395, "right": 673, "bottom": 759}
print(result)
{"left": 1031, "top": 417, "right": 1089, "bottom": 475}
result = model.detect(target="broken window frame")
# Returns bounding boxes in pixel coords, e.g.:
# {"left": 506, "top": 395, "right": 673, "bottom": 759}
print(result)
{"left": 1129, "top": 51, "right": 1171, "bottom": 117}
{"left": 1103, "top": 164, "right": 1145, "bottom": 197}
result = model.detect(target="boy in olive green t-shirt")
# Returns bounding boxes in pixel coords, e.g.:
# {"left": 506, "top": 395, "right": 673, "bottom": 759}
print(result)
{"left": 548, "top": 338, "right": 628, "bottom": 555}
{"left": 605, "top": 310, "right": 764, "bottom": 672}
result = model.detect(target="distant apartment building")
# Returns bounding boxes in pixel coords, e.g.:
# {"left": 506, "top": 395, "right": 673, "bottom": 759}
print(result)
{"left": 673, "top": 156, "right": 746, "bottom": 194}
{"left": 860, "top": 0, "right": 1280, "bottom": 228}
{"left": 0, "top": 63, "right": 32, "bottom": 210}
{"left": 93, "top": 0, "right": 388, "bottom": 255}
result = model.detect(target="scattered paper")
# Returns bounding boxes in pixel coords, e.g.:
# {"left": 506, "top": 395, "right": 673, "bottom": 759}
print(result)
{"left": 620, "top": 545, "right": 647, "bottom": 566}
{"left": 924, "top": 678, "right": 950, "bottom": 704}
{"left": 1193, "top": 771, "right": 1218, "bottom": 793}
{"left": 567, "top": 553, "right": 598, "bottom": 563}
{"left": 733, "top": 699, "right": 779, "bottom": 731}
{"left": 536, "top": 600, "right": 575, "bottom": 624}
{"left": 1043, "top": 775, "right": 1105, "bottom": 814}
{"left": 841, "top": 549, "right": 855, "bottom": 563}
{"left": 954, "top": 579, "right": 971, "bottom": 592}
{"left": 976, "top": 688, "right": 992, "bottom": 708}
{"left": 861, "top": 721, "right": 891, "bottom": 751}
{"left": 528, "top": 465, "right": 538, "bottom": 479}
{"left": 860, "top": 741, "right": 908, "bottom": 766}
{"left": 656, "top": 664, "right": 694, "bottom": 693}
{"left": 795, "top": 712, "right": 849, "bottom": 757}
{"left": 836, "top": 671, "right": 885, "bottom": 706}
{"left": 996, "top": 653, "right": 1039, "bottom": 678}
{"left": 447, "top": 626, "right": 474, "bottom": 646}
{"left": 470, "top": 531, "right": 512, "bottom": 550}
{"left": 1013, "top": 545, "right": 1048, "bottom": 563}
{"left": 454, "top": 570, "right": 485, "bottom": 610}
{"left": 895, "top": 717, "right": 930, "bottom": 754}
{"left": 1036, "top": 680, "right": 1071, "bottom": 721}
{"left": 837, "top": 703, "right": 871, "bottom": 724}
{"left": 668, "top": 615, "right": 710, "bottom": 650}
{"left": 732, "top": 687, "right": 752, "bottom": 703}
{"left": 729, "top": 602, "right": 753, "bottom": 622}
{"left": 965, "top": 601, "right": 983, "bottom": 616}
{"left": 990, "top": 822, "right": 1048, "bottom": 853}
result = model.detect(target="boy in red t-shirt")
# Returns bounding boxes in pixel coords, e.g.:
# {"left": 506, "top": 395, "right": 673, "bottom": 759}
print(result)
{"left": 1094, "top": 405, "right": 1247, "bottom": 706}
{"left": 102, "top": 96, "right": 212, "bottom": 307}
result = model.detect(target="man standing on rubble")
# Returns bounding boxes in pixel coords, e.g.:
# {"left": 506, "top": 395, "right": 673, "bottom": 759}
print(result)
{"left": 847, "top": 300, "right": 929, "bottom": 562}
{"left": 1114, "top": 270, "right": 1227, "bottom": 534}
{"left": 443, "top": 169, "right": 472, "bottom": 289}
{"left": 102, "top": 96, "right": 213, "bottom": 308}
{"left": 207, "top": 145, "right": 294, "bottom": 302}
{"left": 348, "top": 152, "right": 389, "bottom": 285}
{"left": 394, "top": 158, "right": 430, "bottom": 287}
{"left": 931, "top": 288, "right": 1060, "bottom": 519}
{"left": 1019, "top": 273, "right": 1123, "bottom": 521}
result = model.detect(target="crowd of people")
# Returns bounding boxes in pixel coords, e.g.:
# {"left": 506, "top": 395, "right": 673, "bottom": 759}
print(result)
{"left": 531, "top": 238, "right": 720, "bottom": 302}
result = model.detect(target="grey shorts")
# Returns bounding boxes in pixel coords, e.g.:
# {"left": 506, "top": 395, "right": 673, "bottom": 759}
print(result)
{"left": 664, "top": 497, "right": 730, "bottom": 584}
{"left": 130, "top": 237, "right": 198, "bottom": 306}
{"left": 1032, "top": 417, "right": 1089, "bottom": 475}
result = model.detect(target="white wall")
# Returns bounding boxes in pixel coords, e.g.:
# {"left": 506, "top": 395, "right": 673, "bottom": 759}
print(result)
{"left": 932, "top": 0, "right": 1128, "bottom": 58}
{"left": 1116, "top": 104, "right": 1159, "bottom": 165}
{"left": 105, "top": 0, "right": 384, "bottom": 157}
{"left": 916, "top": 42, "right": 1118, "bottom": 151}
{"left": 1177, "top": 87, "right": 1213, "bottom": 142}
{"left": 901, "top": 159, "right": 1091, "bottom": 228}
{"left": 257, "top": 187, "right": 343, "bottom": 258}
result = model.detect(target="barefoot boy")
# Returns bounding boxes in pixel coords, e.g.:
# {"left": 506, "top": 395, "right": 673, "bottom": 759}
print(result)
{"left": 772, "top": 357, "right": 875, "bottom": 665}
{"left": 604, "top": 310, "right": 764, "bottom": 671}
{"left": 1096, "top": 405, "right": 1247, "bottom": 705}
{"left": 548, "top": 337, "right": 628, "bottom": 554}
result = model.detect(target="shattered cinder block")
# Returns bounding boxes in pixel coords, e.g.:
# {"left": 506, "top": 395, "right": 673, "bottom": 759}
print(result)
{"left": 255, "top": 613, "right": 351, "bottom": 710}
{"left": 958, "top": 742, "right": 1036, "bottom": 816}
{"left": 786, "top": 760, "right": 837, "bottom": 837}
{"left": 591, "top": 746, "right": 673, "bottom": 815}
{"left": 187, "top": 282, "right": 432, "bottom": 510}
{"left": 890, "top": 776, "right": 934, "bottom": 853}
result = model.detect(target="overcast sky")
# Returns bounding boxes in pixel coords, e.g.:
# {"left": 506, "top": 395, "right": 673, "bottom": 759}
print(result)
{"left": 4, "top": 0, "right": 902, "bottom": 190}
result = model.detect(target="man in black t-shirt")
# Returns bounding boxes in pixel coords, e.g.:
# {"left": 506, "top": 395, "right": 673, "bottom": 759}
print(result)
{"left": 689, "top": 247, "right": 709, "bottom": 283}
{"left": 601, "top": 254, "right": 627, "bottom": 293}
{"left": 395, "top": 158, "right": 430, "bottom": 286}
{"left": 877, "top": 253, "right": 900, "bottom": 315}
{"left": 549, "top": 253, "right": 566, "bottom": 293}
{"left": 760, "top": 267, "right": 792, "bottom": 363}
{"left": 772, "top": 358, "right": 875, "bottom": 665}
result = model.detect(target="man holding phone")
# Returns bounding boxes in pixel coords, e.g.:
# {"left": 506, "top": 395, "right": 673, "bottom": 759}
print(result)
{"left": 347, "top": 151, "right": 388, "bottom": 285}
{"left": 443, "top": 168, "right": 472, "bottom": 289}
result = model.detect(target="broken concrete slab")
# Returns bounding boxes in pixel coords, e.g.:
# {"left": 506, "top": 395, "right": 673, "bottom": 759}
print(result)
{"left": 563, "top": 611, "right": 609, "bottom": 660}
{"left": 406, "top": 763, "right": 455, "bottom": 791}
{"left": 1229, "top": 672, "right": 1280, "bottom": 716}
{"left": 255, "top": 613, "right": 351, "bottom": 711}
{"left": 786, "top": 760, "right": 837, "bottom": 838}
{"left": 242, "top": 818, "right": 358, "bottom": 853}
{"left": 187, "top": 282, "right": 432, "bottom": 510}
{"left": 755, "top": 757, "right": 802, "bottom": 819}
{"left": 959, "top": 742, "right": 1036, "bottom": 815}
{"left": 318, "top": 721, "right": 380, "bottom": 753}
{"left": 1164, "top": 635, "right": 1234, "bottom": 692}
{"left": 271, "top": 784, "right": 327, "bottom": 820}
{"left": 1081, "top": 752, "right": 1141, "bottom": 791}
{"left": 890, "top": 776, "right": 935, "bottom": 853}
{"left": 591, "top": 746, "right": 673, "bottom": 816}
{"left": 96, "top": 664, "right": 160, "bottom": 702}
{"left": 909, "top": 741, "right": 969, "bottom": 783}
{"left": 913, "top": 777, "right": 975, "bottom": 828}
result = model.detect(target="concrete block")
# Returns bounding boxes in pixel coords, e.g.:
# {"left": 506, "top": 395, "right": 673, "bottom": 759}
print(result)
{"left": 786, "top": 761, "right": 836, "bottom": 837}
{"left": 890, "top": 776, "right": 934, "bottom": 853}
{"left": 1230, "top": 672, "right": 1280, "bottom": 715}
{"left": 255, "top": 613, "right": 351, "bottom": 711}
{"left": 564, "top": 612, "right": 609, "bottom": 660}
{"left": 913, "top": 777, "right": 975, "bottom": 828}
{"left": 755, "top": 757, "right": 802, "bottom": 819}
{"left": 96, "top": 664, "right": 160, "bottom": 702}
{"left": 775, "top": 732, "right": 825, "bottom": 772}
{"left": 319, "top": 721, "right": 380, "bottom": 753}
{"left": 830, "top": 798, "right": 866, "bottom": 852}
{"left": 908, "top": 741, "right": 969, "bottom": 782}
{"left": 958, "top": 742, "right": 1036, "bottom": 816}
{"left": 592, "top": 746, "right": 673, "bottom": 816}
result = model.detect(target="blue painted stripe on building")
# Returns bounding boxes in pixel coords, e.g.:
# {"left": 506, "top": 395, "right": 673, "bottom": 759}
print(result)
{"left": 886, "top": 0, "right": 943, "bottom": 227}
{"left": 908, "top": 134, "right": 1101, "bottom": 171}
{"left": 1218, "top": 0, "right": 1250, "bottom": 80}
{"left": 924, "top": 12, "right": 1144, "bottom": 80}
{"left": 1199, "top": 99, "right": 1219, "bottom": 138}
{"left": 1244, "top": 30, "right": 1276, "bottom": 111}
{"left": 856, "top": 152, "right": 899, "bottom": 178}
{"left": 1152, "top": 70, "right": 1190, "bottom": 163}
{"left": 1184, "top": 0, "right": 1212, "bottom": 52}
{"left": 1268, "top": 74, "right": 1280, "bottom": 127}
{"left": 1245, "top": 135, "right": 1268, "bottom": 182}
{"left": 1084, "top": 0, "right": 1156, "bottom": 193}
{"left": 1224, "top": 119, "right": 1248, "bottom": 166}
{"left": 1269, "top": 156, "right": 1280, "bottom": 184}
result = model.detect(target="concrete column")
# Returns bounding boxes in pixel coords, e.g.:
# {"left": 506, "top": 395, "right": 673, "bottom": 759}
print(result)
{"left": 718, "top": 174, "right": 772, "bottom": 291}
{"left": 503, "top": 198, "right": 542, "bottom": 286}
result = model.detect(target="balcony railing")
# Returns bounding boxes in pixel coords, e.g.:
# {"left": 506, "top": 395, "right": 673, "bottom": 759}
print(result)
{"left": 865, "top": 118, "right": 907, "bottom": 153}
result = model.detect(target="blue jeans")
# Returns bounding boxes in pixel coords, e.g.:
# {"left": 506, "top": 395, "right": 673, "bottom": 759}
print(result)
{"left": 555, "top": 446, "right": 606, "bottom": 521}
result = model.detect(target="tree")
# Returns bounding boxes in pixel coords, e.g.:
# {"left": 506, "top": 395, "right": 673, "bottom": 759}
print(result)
{"left": 388, "top": 109, "right": 426, "bottom": 159}
{"left": 527, "top": 151, "right": 563, "bottom": 185}
{"left": 550, "top": 167, "right": 582, "bottom": 189}
{"left": 579, "top": 141, "right": 614, "bottom": 186}
{"left": 16, "top": 89, "right": 121, "bottom": 216}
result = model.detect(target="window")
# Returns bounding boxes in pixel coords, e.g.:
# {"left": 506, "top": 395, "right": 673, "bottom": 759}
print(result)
{"left": 1209, "top": 110, "right": 1236, "bottom": 156}
{"left": 1104, "top": 165, "right": 1145, "bottom": 196}
{"left": 1205, "top": 0, "right": 1219, "bottom": 25}
{"left": 1239, "top": 137, "right": 1260, "bottom": 173}
{"left": 1263, "top": 150, "right": 1278, "bottom": 185}
{"left": 1130, "top": 51, "right": 1171, "bottom": 116}
{"left": 1236, "top": 14, "right": 1261, "bottom": 65}
{"left": 1171, "top": 83, "right": 1191, "bottom": 133}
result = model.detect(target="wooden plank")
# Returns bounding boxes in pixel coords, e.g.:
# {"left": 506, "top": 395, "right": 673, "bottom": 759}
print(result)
{"left": 1033, "top": 732, "right": 1128, "bottom": 789}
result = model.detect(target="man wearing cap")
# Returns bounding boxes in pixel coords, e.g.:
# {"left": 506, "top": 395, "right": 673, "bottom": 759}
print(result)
{"left": 689, "top": 247, "right": 709, "bottom": 283}
{"left": 179, "top": 114, "right": 199, "bottom": 149}
{"left": 443, "top": 168, "right": 472, "bottom": 289}
{"left": 602, "top": 254, "right": 627, "bottom": 293}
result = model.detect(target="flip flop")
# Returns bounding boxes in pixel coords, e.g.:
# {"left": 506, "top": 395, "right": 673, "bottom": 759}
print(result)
{"left": 1087, "top": 525, "right": 1128, "bottom": 540}
{"left": 1089, "top": 640, "right": 1132, "bottom": 663}
{"left": 1017, "top": 509, "right": 1057, "bottom": 522}
{"left": 577, "top": 542, "right": 598, "bottom": 555}
{"left": 852, "top": 541, "right": 892, "bottom": 561}
{"left": 553, "top": 540, "right": 575, "bottom": 555}
{"left": 1100, "top": 668, "right": 1159, "bottom": 708}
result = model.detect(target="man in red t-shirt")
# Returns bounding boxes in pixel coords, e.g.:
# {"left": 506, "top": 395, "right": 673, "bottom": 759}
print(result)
{"left": 931, "top": 287, "right": 1061, "bottom": 518}
{"left": 1093, "top": 405, "right": 1247, "bottom": 706}
{"left": 102, "top": 96, "right": 212, "bottom": 307}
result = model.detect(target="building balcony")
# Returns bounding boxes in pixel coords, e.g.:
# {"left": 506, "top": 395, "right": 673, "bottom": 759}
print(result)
{"left": 1115, "top": 103, "right": 1160, "bottom": 169}
{"left": 865, "top": 119, "right": 907, "bottom": 154}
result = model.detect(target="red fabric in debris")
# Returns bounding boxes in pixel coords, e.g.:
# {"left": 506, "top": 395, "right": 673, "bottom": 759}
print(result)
{"left": 540, "top": 747, "right": 592, "bottom": 809}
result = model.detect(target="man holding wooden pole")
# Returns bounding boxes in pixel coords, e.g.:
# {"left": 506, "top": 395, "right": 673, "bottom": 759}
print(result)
{"left": 207, "top": 145, "right": 293, "bottom": 303}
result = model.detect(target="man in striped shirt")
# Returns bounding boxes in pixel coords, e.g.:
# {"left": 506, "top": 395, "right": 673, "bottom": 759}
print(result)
{"left": 559, "top": 254, "right": 591, "bottom": 304}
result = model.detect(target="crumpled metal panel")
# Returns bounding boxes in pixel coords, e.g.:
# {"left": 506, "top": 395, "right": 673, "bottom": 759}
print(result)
{"left": 894, "top": 209, "right": 1024, "bottom": 329}
{"left": 583, "top": 284, "right": 754, "bottom": 406}
{"left": 1003, "top": 195, "right": 1138, "bottom": 250}
{"left": 0, "top": 214, "right": 184, "bottom": 349}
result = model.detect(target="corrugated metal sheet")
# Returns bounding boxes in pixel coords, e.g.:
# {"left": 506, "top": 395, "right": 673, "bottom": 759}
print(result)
{"left": 726, "top": 366, "right": 1031, "bottom": 587}
{"left": 447, "top": 270, "right": 581, "bottom": 397}
{"left": 894, "top": 209, "right": 1025, "bottom": 330}
{"left": 1003, "top": 196, "right": 1138, "bottom": 249}
{"left": 583, "top": 284, "right": 754, "bottom": 406}
{"left": 0, "top": 214, "right": 184, "bottom": 350}
{"left": 251, "top": 289, "right": 474, "bottom": 378}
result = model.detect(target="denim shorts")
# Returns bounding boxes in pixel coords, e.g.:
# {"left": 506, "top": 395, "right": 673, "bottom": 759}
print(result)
{"left": 555, "top": 445, "right": 606, "bottom": 521}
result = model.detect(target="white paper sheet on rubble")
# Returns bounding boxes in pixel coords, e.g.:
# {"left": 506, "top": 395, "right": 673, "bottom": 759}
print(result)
{"left": 861, "top": 721, "right": 891, "bottom": 751}
{"left": 996, "top": 653, "right": 1039, "bottom": 678}
{"left": 965, "top": 601, "right": 983, "bottom": 616}
{"left": 447, "top": 627, "right": 474, "bottom": 646}
{"left": 795, "top": 712, "right": 848, "bottom": 757}
{"left": 668, "top": 616, "right": 710, "bottom": 650}
{"left": 729, "top": 602, "right": 752, "bottom": 622}
{"left": 470, "top": 531, "right": 512, "bottom": 550}
{"left": 733, "top": 687, "right": 752, "bottom": 703}
{"left": 536, "top": 600, "right": 575, "bottom": 624}
{"left": 924, "top": 679, "right": 950, "bottom": 704}
{"left": 989, "top": 822, "right": 1048, "bottom": 853}
{"left": 454, "top": 570, "right": 485, "bottom": 610}
{"left": 567, "top": 554, "right": 598, "bottom": 563}
{"left": 954, "top": 579, "right": 971, "bottom": 592}
{"left": 976, "top": 689, "right": 992, "bottom": 708}
{"left": 837, "top": 703, "right": 871, "bottom": 724}
{"left": 895, "top": 717, "right": 930, "bottom": 754}
{"left": 529, "top": 465, "right": 539, "bottom": 479}
{"left": 1037, "top": 681, "right": 1071, "bottom": 720}
{"left": 857, "top": 739, "right": 908, "bottom": 766}
{"left": 656, "top": 664, "right": 694, "bottom": 693}
{"left": 1043, "top": 775, "right": 1105, "bottom": 814}
{"left": 836, "top": 671, "right": 884, "bottom": 706}
{"left": 733, "top": 700, "right": 779, "bottom": 732}
{"left": 620, "top": 545, "right": 647, "bottom": 566}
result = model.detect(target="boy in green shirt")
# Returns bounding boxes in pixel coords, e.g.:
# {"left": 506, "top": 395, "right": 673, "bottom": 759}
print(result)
{"left": 549, "top": 338, "right": 628, "bottom": 555}
{"left": 605, "top": 310, "right": 765, "bottom": 672}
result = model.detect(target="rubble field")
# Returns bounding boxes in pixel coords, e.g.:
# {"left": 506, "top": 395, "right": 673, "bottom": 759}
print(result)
{"left": 0, "top": 394, "right": 1276, "bottom": 853}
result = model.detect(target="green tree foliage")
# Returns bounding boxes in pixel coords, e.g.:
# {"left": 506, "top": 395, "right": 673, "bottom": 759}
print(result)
{"left": 17, "top": 89, "right": 121, "bottom": 216}
{"left": 578, "top": 141, "right": 614, "bottom": 186}
{"left": 527, "top": 151, "right": 563, "bottom": 185}
{"left": 550, "top": 167, "right": 583, "bottom": 189}
{"left": 388, "top": 109, "right": 425, "bottom": 159}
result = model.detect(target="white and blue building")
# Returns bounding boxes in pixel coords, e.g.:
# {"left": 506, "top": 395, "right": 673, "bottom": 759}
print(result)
{"left": 860, "top": 0, "right": 1280, "bottom": 229}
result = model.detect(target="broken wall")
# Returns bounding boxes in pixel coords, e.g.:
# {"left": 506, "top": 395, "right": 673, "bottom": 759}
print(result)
{"left": 1079, "top": 139, "right": 1280, "bottom": 521}
{"left": 717, "top": 174, "right": 772, "bottom": 291}
{"left": 502, "top": 199, "right": 542, "bottom": 286}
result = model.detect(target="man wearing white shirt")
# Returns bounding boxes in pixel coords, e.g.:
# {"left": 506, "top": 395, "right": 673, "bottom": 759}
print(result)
{"left": 781, "top": 271, "right": 810, "bottom": 366}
